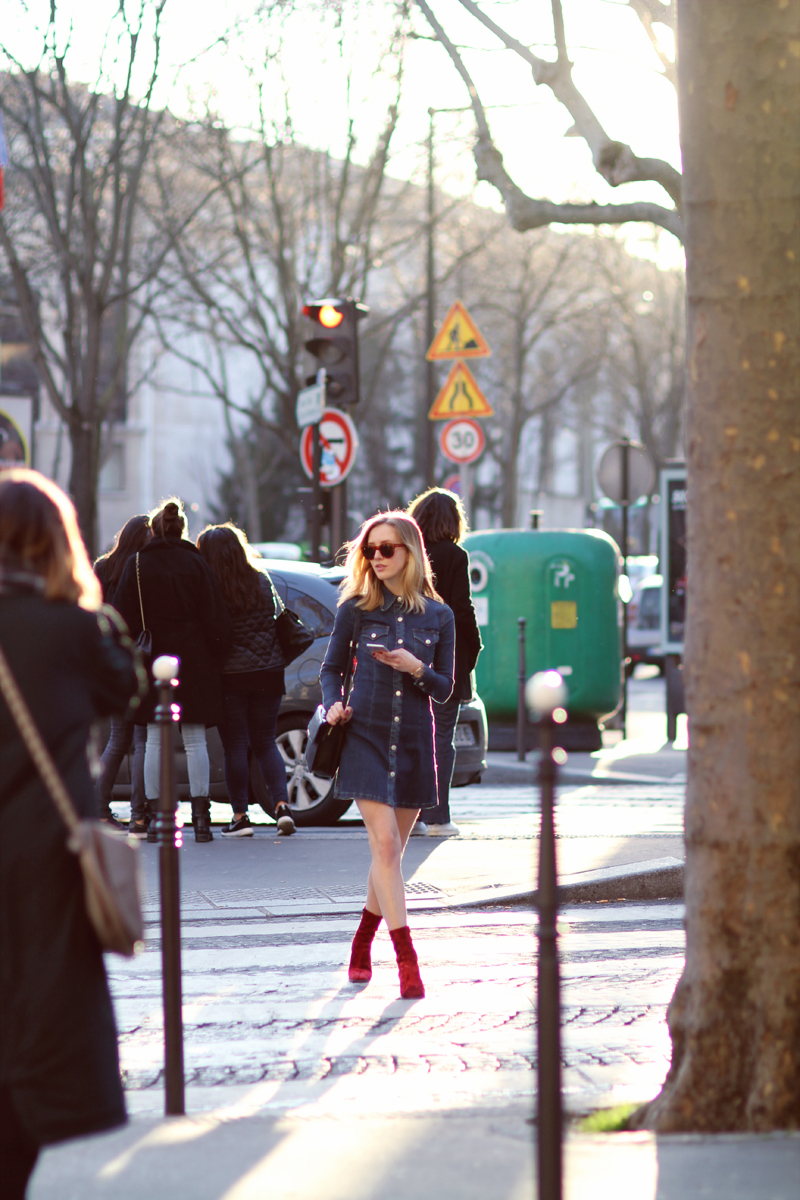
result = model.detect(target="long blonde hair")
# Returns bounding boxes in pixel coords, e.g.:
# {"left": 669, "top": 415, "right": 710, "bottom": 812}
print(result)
{"left": 339, "top": 511, "right": 440, "bottom": 613}
{"left": 0, "top": 469, "right": 101, "bottom": 610}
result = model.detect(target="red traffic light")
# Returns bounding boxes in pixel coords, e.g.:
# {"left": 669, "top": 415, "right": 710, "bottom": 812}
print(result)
{"left": 303, "top": 302, "right": 344, "bottom": 328}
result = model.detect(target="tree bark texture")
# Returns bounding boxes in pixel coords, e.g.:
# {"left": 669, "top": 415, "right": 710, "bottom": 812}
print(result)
{"left": 645, "top": 0, "right": 800, "bottom": 1131}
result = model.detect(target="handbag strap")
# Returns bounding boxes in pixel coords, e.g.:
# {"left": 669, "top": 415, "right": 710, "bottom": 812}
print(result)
{"left": 342, "top": 608, "right": 361, "bottom": 702}
{"left": 0, "top": 641, "right": 80, "bottom": 835}
{"left": 135, "top": 552, "right": 146, "bottom": 631}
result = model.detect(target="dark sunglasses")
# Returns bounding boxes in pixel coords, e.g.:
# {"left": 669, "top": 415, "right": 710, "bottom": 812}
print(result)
{"left": 362, "top": 541, "right": 403, "bottom": 561}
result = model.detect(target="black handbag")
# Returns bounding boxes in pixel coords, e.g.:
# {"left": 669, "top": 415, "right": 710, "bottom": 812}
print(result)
{"left": 305, "top": 609, "right": 361, "bottom": 779}
{"left": 134, "top": 552, "right": 153, "bottom": 662}
{"left": 273, "top": 584, "right": 314, "bottom": 664}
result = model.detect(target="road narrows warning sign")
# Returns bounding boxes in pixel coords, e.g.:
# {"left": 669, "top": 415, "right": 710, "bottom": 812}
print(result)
{"left": 428, "top": 361, "right": 494, "bottom": 420}
{"left": 426, "top": 300, "right": 491, "bottom": 361}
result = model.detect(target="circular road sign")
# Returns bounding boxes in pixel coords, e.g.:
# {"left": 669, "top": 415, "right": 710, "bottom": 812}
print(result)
{"left": 596, "top": 440, "right": 656, "bottom": 506}
{"left": 300, "top": 407, "right": 359, "bottom": 486}
{"left": 439, "top": 418, "right": 485, "bottom": 465}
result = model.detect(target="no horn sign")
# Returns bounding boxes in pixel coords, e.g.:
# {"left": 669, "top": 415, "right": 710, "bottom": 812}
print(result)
{"left": 299, "top": 407, "right": 359, "bottom": 486}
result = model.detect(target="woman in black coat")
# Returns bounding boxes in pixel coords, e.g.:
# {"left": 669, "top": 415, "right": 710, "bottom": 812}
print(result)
{"left": 114, "top": 499, "right": 233, "bottom": 841}
{"left": 0, "top": 470, "right": 143, "bottom": 1199}
{"left": 407, "top": 488, "right": 483, "bottom": 835}
{"left": 93, "top": 513, "right": 151, "bottom": 832}
{"left": 197, "top": 523, "right": 295, "bottom": 837}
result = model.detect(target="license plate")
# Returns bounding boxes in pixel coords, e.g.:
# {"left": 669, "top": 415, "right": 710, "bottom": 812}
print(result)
{"left": 454, "top": 724, "right": 476, "bottom": 747}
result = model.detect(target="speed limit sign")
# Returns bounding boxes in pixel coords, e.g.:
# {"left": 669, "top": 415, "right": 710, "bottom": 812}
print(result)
{"left": 439, "top": 418, "right": 485, "bottom": 464}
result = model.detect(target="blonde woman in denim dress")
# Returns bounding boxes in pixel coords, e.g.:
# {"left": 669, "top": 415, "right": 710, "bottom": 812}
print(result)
{"left": 321, "top": 512, "right": 455, "bottom": 998}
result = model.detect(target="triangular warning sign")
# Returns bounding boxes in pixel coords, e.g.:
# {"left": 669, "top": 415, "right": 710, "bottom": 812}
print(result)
{"left": 428, "top": 361, "right": 494, "bottom": 420}
{"left": 426, "top": 300, "right": 491, "bottom": 361}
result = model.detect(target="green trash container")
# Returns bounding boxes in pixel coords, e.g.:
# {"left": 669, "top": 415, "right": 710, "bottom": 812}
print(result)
{"left": 463, "top": 529, "right": 621, "bottom": 749}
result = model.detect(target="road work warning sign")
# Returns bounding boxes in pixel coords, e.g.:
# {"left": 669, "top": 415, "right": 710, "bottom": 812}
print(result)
{"left": 426, "top": 300, "right": 491, "bottom": 361}
{"left": 428, "top": 361, "right": 494, "bottom": 419}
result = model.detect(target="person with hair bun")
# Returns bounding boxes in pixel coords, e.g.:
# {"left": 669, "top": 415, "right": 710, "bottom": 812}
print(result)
{"left": 93, "top": 514, "right": 152, "bottom": 832}
{"left": 321, "top": 511, "right": 455, "bottom": 999}
{"left": 0, "top": 469, "right": 143, "bottom": 1198}
{"left": 114, "top": 498, "right": 233, "bottom": 841}
{"left": 407, "top": 487, "right": 483, "bottom": 836}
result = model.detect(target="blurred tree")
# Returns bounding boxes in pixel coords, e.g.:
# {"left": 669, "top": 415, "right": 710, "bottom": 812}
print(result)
{"left": 414, "top": 0, "right": 683, "bottom": 241}
{"left": 151, "top": 7, "right": 418, "bottom": 543}
{"left": 0, "top": 0, "right": 173, "bottom": 552}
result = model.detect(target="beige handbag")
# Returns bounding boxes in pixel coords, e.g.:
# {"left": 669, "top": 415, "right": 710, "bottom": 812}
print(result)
{"left": 0, "top": 641, "right": 144, "bottom": 956}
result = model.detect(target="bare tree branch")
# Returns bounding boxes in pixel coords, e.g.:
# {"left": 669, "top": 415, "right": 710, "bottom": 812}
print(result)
{"left": 414, "top": 0, "right": 681, "bottom": 241}
{"left": 414, "top": 0, "right": 682, "bottom": 237}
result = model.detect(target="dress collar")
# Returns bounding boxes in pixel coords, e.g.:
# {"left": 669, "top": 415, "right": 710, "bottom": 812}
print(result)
{"left": 379, "top": 587, "right": 400, "bottom": 612}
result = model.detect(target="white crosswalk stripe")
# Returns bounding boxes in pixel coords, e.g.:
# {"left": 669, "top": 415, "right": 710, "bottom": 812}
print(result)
{"left": 109, "top": 903, "right": 684, "bottom": 1116}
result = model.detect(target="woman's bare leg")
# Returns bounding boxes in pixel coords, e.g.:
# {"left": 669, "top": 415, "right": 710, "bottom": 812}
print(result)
{"left": 358, "top": 801, "right": 420, "bottom": 929}
{"left": 364, "top": 807, "right": 420, "bottom": 916}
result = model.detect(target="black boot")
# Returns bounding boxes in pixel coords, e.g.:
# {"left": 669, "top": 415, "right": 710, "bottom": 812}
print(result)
{"left": 191, "top": 797, "right": 213, "bottom": 842}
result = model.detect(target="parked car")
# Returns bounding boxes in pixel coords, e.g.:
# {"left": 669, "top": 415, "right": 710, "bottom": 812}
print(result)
{"left": 111, "top": 560, "right": 488, "bottom": 825}
{"left": 627, "top": 573, "right": 664, "bottom": 674}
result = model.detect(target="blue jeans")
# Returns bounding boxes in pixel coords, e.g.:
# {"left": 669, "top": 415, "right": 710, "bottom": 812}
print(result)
{"left": 96, "top": 718, "right": 147, "bottom": 820}
{"left": 144, "top": 723, "right": 209, "bottom": 800}
{"left": 421, "top": 696, "right": 461, "bottom": 825}
{"left": 218, "top": 691, "right": 289, "bottom": 814}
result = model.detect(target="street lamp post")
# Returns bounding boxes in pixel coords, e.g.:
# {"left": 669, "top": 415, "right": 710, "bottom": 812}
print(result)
{"left": 526, "top": 669, "right": 568, "bottom": 1200}
{"left": 152, "top": 654, "right": 185, "bottom": 1117}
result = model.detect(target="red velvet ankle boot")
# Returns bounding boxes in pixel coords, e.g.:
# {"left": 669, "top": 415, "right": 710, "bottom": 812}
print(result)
{"left": 348, "top": 908, "right": 382, "bottom": 982}
{"left": 389, "top": 925, "right": 425, "bottom": 999}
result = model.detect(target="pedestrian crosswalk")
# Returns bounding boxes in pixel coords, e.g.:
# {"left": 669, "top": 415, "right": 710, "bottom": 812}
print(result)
{"left": 109, "top": 902, "right": 684, "bottom": 1118}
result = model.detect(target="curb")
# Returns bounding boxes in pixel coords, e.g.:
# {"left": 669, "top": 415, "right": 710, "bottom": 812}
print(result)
{"left": 465, "top": 855, "right": 684, "bottom": 908}
{"left": 143, "top": 857, "right": 685, "bottom": 925}
{"left": 482, "top": 760, "right": 684, "bottom": 787}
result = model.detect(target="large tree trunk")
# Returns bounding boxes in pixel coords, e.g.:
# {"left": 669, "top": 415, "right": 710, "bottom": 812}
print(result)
{"left": 643, "top": 0, "right": 800, "bottom": 1131}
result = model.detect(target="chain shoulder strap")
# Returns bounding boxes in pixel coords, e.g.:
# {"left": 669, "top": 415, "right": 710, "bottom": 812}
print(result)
{"left": 0, "top": 641, "right": 80, "bottom": 834}
{"left": 343, "top": 607, "right": 362, "bottom": 701}
{"left": 135, "top": 552, "right": 146, "bottom": 631}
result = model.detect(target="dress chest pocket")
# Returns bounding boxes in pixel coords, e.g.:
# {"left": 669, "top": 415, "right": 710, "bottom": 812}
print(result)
{"left": 412, "top": 628, "right": 439, "bottom": 665}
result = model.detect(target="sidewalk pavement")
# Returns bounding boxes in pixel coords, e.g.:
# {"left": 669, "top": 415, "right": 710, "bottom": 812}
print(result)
{"left": 127, "top": 759, "right": 686, "bottom": 921}
{"left": 29, "top": 1109, "right": 800, "bottom": 1200}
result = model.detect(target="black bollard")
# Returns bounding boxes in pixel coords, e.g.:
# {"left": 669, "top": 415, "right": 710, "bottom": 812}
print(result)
{"left": 527, "top": 670, "right": 568, "bottom": 1200}
{"left": 152, "top": 655, "right": 185, "bottom": 1117}
{"left": 517, "top": 617, "right": 527, "bottom": 762}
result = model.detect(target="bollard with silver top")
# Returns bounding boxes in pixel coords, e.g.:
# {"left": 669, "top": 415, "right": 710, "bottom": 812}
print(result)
{"left": 152, "top": 655, "right": 185, "bottom": 1116}
{"left": 526, "top": 669, "right": 569, "bottom": 1200}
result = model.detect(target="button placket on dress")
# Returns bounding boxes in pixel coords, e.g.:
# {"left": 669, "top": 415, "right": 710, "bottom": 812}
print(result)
{"left": 383, "top": 593, "right": 403, "bottom": 802}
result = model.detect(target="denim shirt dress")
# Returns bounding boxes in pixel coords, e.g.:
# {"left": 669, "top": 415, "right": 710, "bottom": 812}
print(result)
{"left": 320, "top": 590, "right": 456, "bottom": 808}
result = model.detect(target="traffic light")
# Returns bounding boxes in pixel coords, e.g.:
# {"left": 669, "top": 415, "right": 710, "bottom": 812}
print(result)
{"left": 302, "top": 297, "right": 368, "bottom": 406}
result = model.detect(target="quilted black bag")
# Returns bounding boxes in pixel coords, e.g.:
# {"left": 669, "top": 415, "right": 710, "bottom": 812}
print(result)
{"left": 273, "top": 586, "right": 314, "bottom": 665}
{"left": 305, "top": 609, "right": 361, "bottom": 779}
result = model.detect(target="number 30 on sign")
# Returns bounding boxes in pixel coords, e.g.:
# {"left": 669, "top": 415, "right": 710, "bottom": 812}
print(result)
{"left": 439, "top": 418, "right": 485, "bottom": 465}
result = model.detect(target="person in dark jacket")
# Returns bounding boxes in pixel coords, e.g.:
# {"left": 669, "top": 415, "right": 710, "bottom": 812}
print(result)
{"left": 407, "top": 488, "right": 483, "bottom": 836}
{"left": 93, "top": 514, "right": 151, "bottom": 833}
{"left": 114, "top": 499, "right": 233, "bottom": 842}
{"left": 197, "top": 523, "right": 295, "bottom": 837}
{"left": 0, "top": 470, "right": 143, "bottom": 1199}
{"left": 323, "top": 512, "right": 455, "bottom": 999}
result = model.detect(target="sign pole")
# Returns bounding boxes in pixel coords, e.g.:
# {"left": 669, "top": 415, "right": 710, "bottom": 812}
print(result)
{"left": 425, "top": 108, "right": 436, "bottom": 487}
{"left": 459, "top": 461, "right": 471, "bottom": 526}
{"left": 331, "top": 483, "right": 344, "bottom": 561}
{"left": 310, "top": 422, "right": 322, "bottom": 563}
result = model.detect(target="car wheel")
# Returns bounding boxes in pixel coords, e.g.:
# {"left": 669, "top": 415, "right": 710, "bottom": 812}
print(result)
{"left": 275, "top": 714, "right": 354, "bottom": 826}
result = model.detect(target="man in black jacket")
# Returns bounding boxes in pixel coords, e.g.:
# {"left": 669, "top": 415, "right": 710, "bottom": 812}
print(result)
{"left": 408, "top": 490, "right": 483, "bottom": 835}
